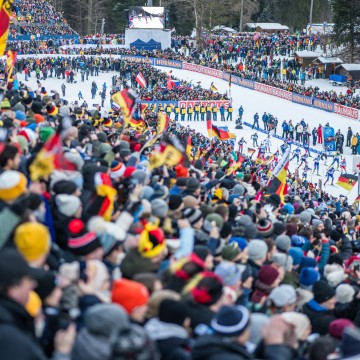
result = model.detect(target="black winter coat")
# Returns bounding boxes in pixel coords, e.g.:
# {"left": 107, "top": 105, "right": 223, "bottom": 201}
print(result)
{"left": 0, "top": 297, "right": 47, "bottom": 360}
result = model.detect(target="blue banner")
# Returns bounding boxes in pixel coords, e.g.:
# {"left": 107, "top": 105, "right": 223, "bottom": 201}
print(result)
{"left": 222, "top": 73, "right": 255, "bottom": 90}
{"left": 292, "top": 93, "right": 313, "bottom": 107}
{"left": 153, "top": 58, "right": 182, "bottom": 69}
{"left": 323, "top": 126, "right": 336, "bottom": 152}
{"left": 313, "top": 99, "right": 334, "bottom": 113}
{"left": 8, "top": 34, "right": 79, "bottom": 41}
{"left": 120, "top": 55, "right": 154, "bottom": 65}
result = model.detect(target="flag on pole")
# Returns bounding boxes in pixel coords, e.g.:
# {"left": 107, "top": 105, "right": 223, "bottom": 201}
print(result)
{"left": 206, "top": 111, "right": 213, "bottom": 138}
{"left": 229, "top": 74, "right": 232, "bottom": 87}
{"left": 336, "top": 174, "right": 358, "bottom": 191}
{"left": 0, "top": 0, "right": 13, "bottom": 56}
{"left": 247, "top": 148, "right": 256, "bottom": 157}
{"left": 111, "top": 88, "right": 138, "bottom": 124}
{"left": 135, "top": 72, "right": 147, "bottom": 88}
{"left": 265, "top": 147, "right": 290, "bottom": 202}
{"left": 29, "top": 118, "right": 76, "bottom": 181}
{"left": 211, "top": 54, "right": 218, "bottom": 62}
{"left": 6, "top": 49, "right": 16, "bottom": 84}
{"left": 210, "top": 82, "right": 218, "bottom": 92}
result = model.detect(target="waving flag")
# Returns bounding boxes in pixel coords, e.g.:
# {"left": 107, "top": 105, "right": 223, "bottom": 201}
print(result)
{"left": 336, "top": 174, "right": 357, "bottom": 191}
{"left": 206, "top": 111, "right": 213, "bottom": 138}
{"left": 94, "top": 172, "right": 117, "bottom": 221}
{"left": 156, "top": 112, "right": 170, "bottom": 135}
{"left": 167, "top": 78, "right": 180, "bottom": 89}
{"left": 265, "top": 147, "right": 290, "bottom": 202}
{"left": 111, "top": 88, "right": 138, "bottom": 123}
{"left": 210, "top": 82, "right": 218, "bottom": 92}
{"left": 135, "top": 72, "right": 147, "bottom": 88}
{"left": 29, "top": 118, "right": 76, "bottom": 181}
{"left": 0, "top": 0, "right": 12, "bottom": 56}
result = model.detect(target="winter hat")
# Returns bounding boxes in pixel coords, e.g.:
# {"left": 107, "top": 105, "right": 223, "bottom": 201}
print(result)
{"left": 15, "top": 110, "right": 26, "bottom": 121}
{"left": 182, "top": 196, "right": 198, "bottom": 210}
{"left": 275, "top": 235, "right": 291, "bottom": 252}
{"left": 67, "top": 219, "right": 102, "bottom": 257}
{"left": 46, "top": 103, "right": 58, "bottom": 116}
{"left": 237, "top": 215, "right": 253, "bottom": 226}
{"left": 139, "top": 186, "right": 155, "bottom": 201}
{"left": 282, "top": 203, "right": 295, "bottom": 215}
{"left": 182, "top": 207, "right": 203, "bottom": 226}
{"left": 138, "top": 223, "right": 166, "bottom": 258}
{"left": 211, "top": 305, "right": 250, "bottom": 337}
{"left": 299, "top": 267, "right": 320, "bottom": 288}
{"left": 52, "top": 180, "right": 77, "bottom": 195}
{"left": 215, "top": 262, "right": 242, "bottom": 286}
{"left": 168, "top": 194, "right": 183, "bottom": 211}
{"left": 16, "top": 136, "right": 28, "bottom": 153}
{"left": 313, "top": 280, "right": 335, "bottom": 303}
{"left": 110, "top": 161, "right": 126, "bottom": 179}
{"left": 159, "top": 299, "right": 189, "bottom": 326}
{"left": 341, "top": 327, "right": 360, "bottom": 358}
{"left": 131, "top": 170, "right": 147, "bottom": 185}
{"left": 55, "top": 194, "right": 82, "bottom": 217}
{"left": 229, "top": 237, "right": 248, "bottom": 251}
{"left": 258, "top": 265, "right": 279, "bottom": 286}
{"left": 18, "top": 128, "right": 37, "bottom": 144}
{"left": 151, "top": 198, "right": 168, "bottom": 219}
{"left": 220, "top": 223, "right": 232, "bottom": 239}
{"left": 0, "top": 171, "right": 27, "bottom": 202}
{"left": 329, "top": 319, "right": 354, "bottom": 340}
{"left": 0, "top": 98, "right": 11, "bottom": 109}
{"left": 33, "top": 114, "right": 45, "bottom": 123}
{"left": 206, "top": 213, "right": 224, "bottom": 230}
{"left": 233, "top": 184, "right": 245, "bottom": 196}
{"left": 186, "top": 177, "right": 200, "bottom": 192}
{"left": 39, "top": 127, "right": 56, "bottom": 142}
{"left": 286, "top": 223, "right": 298, "bottom": 237}
{"left": 281, "top": 312, "right": 311, "bottom": 340}
{"left": 299, "top": 211, "right": 311, "bottom": 224}
{"left": 14, "top": 223, "right": 50, "bottom": 262}
{"left": 256, "top": 219, "right": 273, "bottom": 237}
{"left": 268, "top": 285, "right": 297, "bottom": 307}
{"left": 175, "top": 165, "right": 189, "bottom": 178}
{"left": 336, "top": 284, "right": 355, "bottom": 304}
{"left": 194, "top": 159, "right": 204, "bottom": 171}
{"left": 111, "top": 278, "right": 149, "bottom": 314}
{"left": 248, "top": 240, "right": 268, "bottom": 261}
{"left": 221, "top": 243, "right": 241, "bottom": 261}
{"left": 192, "top": 272, "right": 223, "bottom": 305}
{"left": 312, "top": 219, "right": 324, "bottom": 229}
{"left": 72, "top": 303, "right": 131, "bottom": 360}
{"left": 272, "top": 253, "right": 293, "bottom": 272}
{"left": 288, "top": 247, "right": 304, "bottom": 265}
{"left": 273, "top": 221, "right": 286, "bottom": 236}
{"left": 299, "top": 256, "right": 317, "bottom": 270}
{"left": 326, "top": 270, "right": 347, "bottom": 288}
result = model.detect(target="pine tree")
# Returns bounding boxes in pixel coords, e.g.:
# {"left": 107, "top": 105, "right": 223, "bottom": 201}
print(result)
{"left": 331, "top": 0, "right": 360, "bottom": 62}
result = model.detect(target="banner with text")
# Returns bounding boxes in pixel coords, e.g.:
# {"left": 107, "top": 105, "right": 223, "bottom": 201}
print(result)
{"left": 313, "top": 98, "right": 334, "bottom": 113}
{"left": 291, "top": 93, "right": 313, "bottom": 107}
{"left": 254, "top": 82, "right": 292, "bottom": 101}
{"left": 178, "top": 100, "right": 231, "bottom": 109}
{"left": 222, "top": 73, "right": 255, "bottom": 90}
{"left": 182, "top": 62, "right": 223, "bottom": 79}
{"left": 334, "top": 103, "right": 359, "bottom": 120}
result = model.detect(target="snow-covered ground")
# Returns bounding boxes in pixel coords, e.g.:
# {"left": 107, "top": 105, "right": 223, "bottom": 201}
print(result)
{"left": 17, "top": 65, "right": 360, "bottom": 201}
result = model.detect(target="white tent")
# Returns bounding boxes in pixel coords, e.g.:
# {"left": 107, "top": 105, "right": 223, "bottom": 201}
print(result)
{"left": 212, "top": 25, "right": 237, "bottom": 33}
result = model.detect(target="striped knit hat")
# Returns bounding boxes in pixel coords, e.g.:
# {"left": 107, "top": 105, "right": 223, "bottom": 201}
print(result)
{"left": 67, "top": 219, "right": 102, "bottom": 257}
{"left": 110, "top": 161, "right": 126, "bottom": 179}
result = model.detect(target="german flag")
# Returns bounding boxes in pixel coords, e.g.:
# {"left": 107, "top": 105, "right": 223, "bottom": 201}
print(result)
{"left": 337, "top": 174, "right": 357, "bottom": 191}
{"left": 0, "top": 0, "right": 13, "bottom": 56}
{"left": 157, "top": 112, "right": 170, "bottom": 135}
{"left": 210, "top": 82, "right": 218, "bottom": 92}
{"left": 247, "top": 148, "right": 256, "bottom": 157}
{"left": 212, "top": 125, "right": 236, "bottom": 140}
{"left": 353, "top": 195, "right": 360, "bottom": 206}
{"left": 129, "top": 117, "right": 145, "bottom": 129}
{"left": 225, "top": 155, "right": 245, "bottom": 176}
{"left": 94, "top": 172, "right": 117, "bottom": 222}
{"left": 149, "top": 135, "right": 189, "bottom": 170}
{"left": 265, "top": 147, "right": 290, "bottom": 202}
{"left": 111, "top": 88, "right": 138, "bottom": 123}
{"left": 29, "top": 118, "right": 76, "bottom": 181}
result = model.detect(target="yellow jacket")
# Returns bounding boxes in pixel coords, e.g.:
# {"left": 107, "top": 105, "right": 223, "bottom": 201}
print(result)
{"left": 352, "top": 136, "right": 358, "bottom": 146}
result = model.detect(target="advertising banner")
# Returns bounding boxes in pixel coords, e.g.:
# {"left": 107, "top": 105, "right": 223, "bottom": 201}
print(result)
{"left": 313, "top": 99, "right": 334, "bottom": 113}
{"left": 178, "top": 100, "right": 230, "bottom": 109}
{"left": 153, "top": 58, "right": 182, "bottom": 69}
{"left": 222, "top": 73, "right": 255, "bottom": 90}
{"left": 334, "top": 103, "right": 359, "bottom": 120}
{"left": 182, "top": 62, "right": 223, "bottom": 79}
{"left": 254, "top": 82, "right": 292, "bottom": 101}
{"left": 120, "top": 55, "right": 154, "bottom": 64}
{"left": 323, "top": 126, "right": 336, "bottom": 152}
{"left": 292, "top": 93, "right": 313, "bottom": 107}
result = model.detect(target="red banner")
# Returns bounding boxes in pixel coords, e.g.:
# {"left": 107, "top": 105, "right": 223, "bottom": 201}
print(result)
{"left": 182, "top": 63, "right": 223, "bottom": 79}
{"left": 334, "top": 103, "right": 359, "bottom": 120}
{"left": 254, "top": 82, "right": 292, "bottom": 101}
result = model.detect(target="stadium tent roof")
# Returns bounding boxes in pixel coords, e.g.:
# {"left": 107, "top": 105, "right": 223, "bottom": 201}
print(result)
{"left": 247, "top": 23, "right": 289, "bottom": 30}
{"left": 212, "top": 25, "right": 237, "bottom": 33}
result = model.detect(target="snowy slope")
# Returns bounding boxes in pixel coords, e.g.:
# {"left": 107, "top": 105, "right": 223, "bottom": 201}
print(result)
{"left": 16, "top": 66, "right": 360, "bottom": 199}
